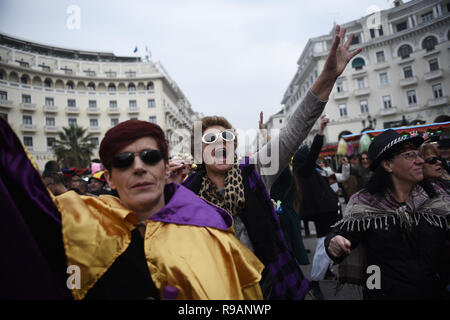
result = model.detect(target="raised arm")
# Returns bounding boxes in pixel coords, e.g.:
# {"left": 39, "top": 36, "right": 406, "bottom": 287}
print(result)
{"left": 254, "top": 25, "right": 362, "bottom": 190}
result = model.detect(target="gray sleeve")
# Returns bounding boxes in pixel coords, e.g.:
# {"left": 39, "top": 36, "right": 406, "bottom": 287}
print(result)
{"left": 251, "top": 90, "right": 327, "bottom": 190}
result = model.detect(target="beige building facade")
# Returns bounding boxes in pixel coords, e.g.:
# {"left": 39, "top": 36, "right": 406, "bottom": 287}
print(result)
{"left": 0, "top": 33, "right": 199, "bottom": 170}
{"left": 281, "top": 0, "right": 450, "bottom": 147}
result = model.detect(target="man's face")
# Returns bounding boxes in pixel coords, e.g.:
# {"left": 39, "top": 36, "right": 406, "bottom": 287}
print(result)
{"left": 70, "top": 176, "right": 82, "bottom": 188}
{"left": 105, "top": 137, "right": 169, "bottom": 214}
{"left": 439, "top": 147, "right": 450, "bottom": 161}
{"left": 89, "top": 179, "right": 104, "bottom": 192}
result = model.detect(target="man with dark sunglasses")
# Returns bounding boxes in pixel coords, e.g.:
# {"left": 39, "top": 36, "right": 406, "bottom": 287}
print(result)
{"left": 0, "top": 118, "right": 264, "bottom": 300}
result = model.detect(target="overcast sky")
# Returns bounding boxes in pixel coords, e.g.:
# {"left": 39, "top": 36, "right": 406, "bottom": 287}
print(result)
{"left": 0, "top": 0, "right": 395, "bottom": 141}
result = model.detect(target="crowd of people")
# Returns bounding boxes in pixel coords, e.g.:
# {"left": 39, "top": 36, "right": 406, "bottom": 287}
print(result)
{"left": 1, "top": 25, "right": 449, "bottom": 300}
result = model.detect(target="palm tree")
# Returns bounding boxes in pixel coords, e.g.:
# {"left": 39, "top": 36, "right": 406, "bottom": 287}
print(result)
{"left": 54, "top": 125, "right": 95, "bottom": 168}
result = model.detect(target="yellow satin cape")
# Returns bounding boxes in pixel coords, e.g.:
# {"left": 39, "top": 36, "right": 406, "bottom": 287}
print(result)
{"left": 53, "top": 192, "right": 264, "bottom": 300}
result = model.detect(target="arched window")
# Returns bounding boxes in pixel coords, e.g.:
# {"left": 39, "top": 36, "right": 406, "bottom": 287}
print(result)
{"left": 128, "top": 83, "right": 136, "bottom": 91}
{"left": 9, "top": 72, "right": 19, "bottom": 82}
{"left": 32, "top": 76, "right": 42, "bottom": 86}
{"left": 398, "top": 44, "right": 413, "bottom": 59}
{"left": 147, "top": 82, "right": 154, "bottom": 91}
{"left": 66, "top": 81, "right": 74, "bottom": 90}
{"left": 108, "top": 83, "right": 116, "bottom": 92}
{"left": 44, "top": 78, "right": 52, "bottom": 88}
{"left": 20, "top": 74, "right": 30, "bottom": 84}
{"left": 351, "top": 58, "right": 365, "bottom": 70}
{"left": 87, "top": 82, "right": 95, "bottom": 91}
{"left": 422, "top": 36, "right": 438, "bottom": 51}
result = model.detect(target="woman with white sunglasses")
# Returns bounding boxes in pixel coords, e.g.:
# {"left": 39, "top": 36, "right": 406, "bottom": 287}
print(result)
{"left": 170, "top": 25, "right": 362, "bottom": 300}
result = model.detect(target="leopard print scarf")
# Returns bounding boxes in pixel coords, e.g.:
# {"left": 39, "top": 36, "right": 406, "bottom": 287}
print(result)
{"left": 199, "top": 164, "right": 245, "bottom": 217}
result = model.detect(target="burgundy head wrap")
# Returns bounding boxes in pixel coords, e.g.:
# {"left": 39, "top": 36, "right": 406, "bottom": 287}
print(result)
{"left": 99, "top": 120, "right": 168, "bottom": 170}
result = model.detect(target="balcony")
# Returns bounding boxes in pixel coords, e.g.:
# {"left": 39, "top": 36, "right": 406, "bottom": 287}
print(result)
{"left": 88, "top": 126, "right": 101, "bottom": 133}
{"left": 424, "top": 69, "right": 443, "bottom": 81}
{"left": 128, "top": 107, "right": 140, "bottom": 114}
{"left": 43, "top": 105, "right": 58, "bottom": 113}
{"left": 351, "top": 69, "right": 367, "bottom": 77}
{"left": 397, "top": 57, "right": 414, "bottom": 66}
{"left": 87, "top": 107, "right": 101, "bottom": 115}
{"left": 427, "top": 96, "right": 449, "bottom": 108}
{"left": 399, "top": 77, "right": 418, "bottom": 87}
{"left": 44, "top": 125, "right": 60, "bottom": 133}
{"left": 21, "top": 124, "right": 37, "bottom": 132}
{"left": 108, "top": 107, "right": 120, "bottom": 115}
{"left": 20, "top": 103, "right": 37, "bottom": 111}
{"left": 354, "top": 88, "right": 370, "bottom": 97}
{"left": 65, "top": 107, "right": 80, "bottom": 114}
{"left": 379, "top": 106, "right": 398, "bottom": 117}
{"left": 0, "top": 99, "right": 14, "bottom": 109}
{"left": 333, "top": 91, "right": 349, "bottom": 101}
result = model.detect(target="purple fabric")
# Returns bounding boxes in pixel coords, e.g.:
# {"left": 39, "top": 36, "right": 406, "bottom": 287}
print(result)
{"left": 184, "top": 161, "right": 310, "bottom": 299}
{"left": 150, "top": 183, "right": 233, "bottom": 230}
{"left": 0, "top": 118, "right": 72, "bottom": 299}
{"left": 241, "top": 161, "right": 310, "bottom": 300}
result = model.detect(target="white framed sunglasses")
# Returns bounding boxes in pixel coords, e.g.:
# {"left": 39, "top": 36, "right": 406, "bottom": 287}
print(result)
{"left": 201, "top": 130, "right": 236, "bottom": 144}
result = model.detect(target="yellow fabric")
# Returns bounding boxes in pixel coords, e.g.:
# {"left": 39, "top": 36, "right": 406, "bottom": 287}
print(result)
{"left": 53, "top": 192, "right": 263, "bottom": 300}
{"left": 54, "top": 192, "right": 137, "bottom": 300}
{"left": 145, "top": 220, "right": 263, "bottom": 299}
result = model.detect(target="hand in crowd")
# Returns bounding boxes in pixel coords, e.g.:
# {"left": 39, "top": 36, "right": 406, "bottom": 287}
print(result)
{"left": 319, "top": 115, "right": 329, "bottom": 135}
{"left": 328, "top": 235, "right": 352, "bottom": 258}
{"left": 259, "top": 111, "right": 264, "bottom": 130}
{"left": 167, "top": 158, "right": 188, "bottom": 184}
{"left": 340, "top": 156, "right": 349, "bottom": 166}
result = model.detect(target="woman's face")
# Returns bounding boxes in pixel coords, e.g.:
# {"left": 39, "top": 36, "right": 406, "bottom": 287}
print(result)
{"left": 422, "top": 151, "right": 443, "bottom": 180}
{"left": 361, "top": 153, "right": 371, "bottom": 169}
{"left": 201, "top": 125, "right": 235, "bottom": 175}
{"left": 383, "top": 148, "right": 424, "bottom": 187}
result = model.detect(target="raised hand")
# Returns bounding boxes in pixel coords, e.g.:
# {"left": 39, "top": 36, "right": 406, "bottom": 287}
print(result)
{"left": 311, "top": 24, "right": 362, "bottom": 101}
{"left": 259, "top": 111, "right": 264, "bottom": 130}
{"left": 323, "top": 25, "right": 363, "bottom": 80}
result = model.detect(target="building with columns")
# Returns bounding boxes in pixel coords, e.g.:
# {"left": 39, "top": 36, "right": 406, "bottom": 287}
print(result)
{"left": 281, "top": 0, "right": 450, "bottom": 148}
{"left": 0, "top": 33, "right": 199, "bottom": 170}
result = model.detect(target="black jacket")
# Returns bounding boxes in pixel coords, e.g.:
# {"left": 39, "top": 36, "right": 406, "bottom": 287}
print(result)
{"left": 292, "top": 134, "right": 341, "bottom": 237}
{"left": 325, "top": 189, "right": 449, "bottom": 300}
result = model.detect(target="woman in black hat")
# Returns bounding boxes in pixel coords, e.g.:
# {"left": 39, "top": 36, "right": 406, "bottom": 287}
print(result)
{"left": 324, "top": 129, "right": 450, "bottom": 299}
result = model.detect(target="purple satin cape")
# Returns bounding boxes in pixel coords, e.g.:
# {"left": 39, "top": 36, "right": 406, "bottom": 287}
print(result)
{"left": 0, "top": 118, "right": 72, "bottom": 299}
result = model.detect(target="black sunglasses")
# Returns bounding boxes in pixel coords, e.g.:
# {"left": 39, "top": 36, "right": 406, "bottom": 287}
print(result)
{"left": 424, "top": 156, "right": 441, "bottom": 165}
{"left": 111, "top": 149, "right": 164, "bottom": 169}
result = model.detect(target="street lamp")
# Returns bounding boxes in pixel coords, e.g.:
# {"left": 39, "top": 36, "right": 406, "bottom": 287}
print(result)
{"left": 362, "top": 114, "right": 377, "bottom": 131}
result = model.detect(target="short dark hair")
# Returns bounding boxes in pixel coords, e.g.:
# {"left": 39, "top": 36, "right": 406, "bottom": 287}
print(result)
{"left": 99, "top": 120, "right": 169, "bottom": 171}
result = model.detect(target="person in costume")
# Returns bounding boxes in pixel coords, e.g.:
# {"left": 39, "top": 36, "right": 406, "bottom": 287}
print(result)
{"left": 325, "top": 129, "right": 450, "bottom": 299}
{"left": 1, "top": 118, "right": 263, "bottom": 300}
{"left": 170, "top": 25, "right": 362, "bottom": 299}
